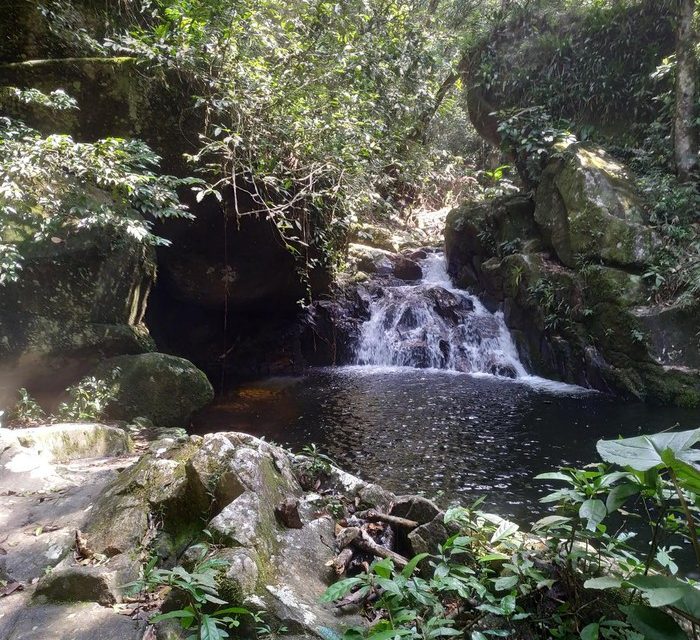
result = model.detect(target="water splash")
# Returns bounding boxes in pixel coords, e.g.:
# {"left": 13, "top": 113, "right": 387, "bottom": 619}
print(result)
{"left": 354, "top": 252, "right": 527, "bottom": 378}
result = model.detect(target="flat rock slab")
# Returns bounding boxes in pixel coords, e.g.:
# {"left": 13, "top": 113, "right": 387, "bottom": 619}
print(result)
{"left": 2, "top": 602, "right": 146, "bottom": 640}
{"left": 0, "top": 456, "right": 132, "bottom": 584}
{"left": 0, "top": 424, "right": 132, "bottom": 493}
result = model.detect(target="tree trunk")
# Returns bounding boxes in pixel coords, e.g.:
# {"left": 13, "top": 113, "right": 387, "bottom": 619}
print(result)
{"left": 675, "top": 0, "right": 698, "bottom": 181}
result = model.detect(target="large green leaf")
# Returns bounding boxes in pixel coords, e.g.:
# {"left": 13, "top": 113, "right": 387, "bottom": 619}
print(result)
{"left": 579, "top": 499, "right": 606, "bottom": 531}
{"left": 580, "top": 623, "right": 599, "bottom": 640}
{"left": 597, "top": 429, "right": 700, "bottom": 472}
{"left": 584, "top": 576, "right": 622, "bottom": 590}
{"left": 663, "top": 452, "right": 700, "bottom": 495}
{"left": 619, "top": 604, "right": 687, "bottom": 640}
{"left": 605, "top": 483, "right": 640, "bottom": 512}
{"left": 321, "top": 577, "right": 362, "bottom": 602}
{"left": 199, "top": 614, "right": 226, "bottom": 640}
{"left": 626, "top": 575, "right": 700, "bottom": 618}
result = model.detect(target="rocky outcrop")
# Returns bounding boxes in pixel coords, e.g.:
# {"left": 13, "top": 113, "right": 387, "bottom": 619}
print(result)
{"left": 445, "top": 148, "right": 700, "bottom": 406}
{"left": 0, "top": 226, "right": 156, "bottom": 409}
{"left": 1, "top": 26, "right": 329, "bottom": 387}
{"left": 534, "top": 143, "right": 657, "bottom": 268}
{"left": 92, "top": 352, "right": 214, "bottom": 427}
{"left": 0, "top": 422, "right": 142, "bottom": 640}
{"left": 65, "top": 431, "right": 367, "bottom": 638}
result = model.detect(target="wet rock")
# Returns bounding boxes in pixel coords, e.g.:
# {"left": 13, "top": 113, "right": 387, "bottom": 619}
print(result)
{"left": 393, "top": 256, "right": 423, "bottom": 281}
{"left": 406, "top": 248, "right": 429, "bottom": 261}
{"left": 349, "top": 244, "right": 422, "bottom": 281}
{"left": 488, "top": 363, "right": 519, "bottom": 379}
{"left": 93, "top": 352, "right": 214, "bottom": 427}
{"left": 425, "top": 286, "right": 474, "bottom": 323}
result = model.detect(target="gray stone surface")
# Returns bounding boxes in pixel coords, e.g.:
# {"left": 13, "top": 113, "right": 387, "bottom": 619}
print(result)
{"left": 3, "top": 602, "right": 146, "bottom": 640}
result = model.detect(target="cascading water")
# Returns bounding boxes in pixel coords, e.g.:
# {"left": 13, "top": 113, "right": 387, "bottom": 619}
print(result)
{"left": 354, "top": 252, "right": 528, "bottom": 378}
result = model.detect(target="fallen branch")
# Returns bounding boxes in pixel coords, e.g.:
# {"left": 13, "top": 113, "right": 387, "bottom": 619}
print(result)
{"left": 357, "top": 509, "right": 419, "bottom": 530}
{"left": 333, "top": 547, "right": 354, "bottom": 576}
{"left": 354, "top": 530, "right": 409, "bottom": 568}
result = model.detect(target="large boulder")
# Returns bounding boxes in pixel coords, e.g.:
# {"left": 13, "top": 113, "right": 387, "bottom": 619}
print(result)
{"left": 534, "top": 143, "right": 658, "bottom": 268}
{"left": 445, "top": 192, "right": 700, "bottom": 406}
{"left": 93, "top": 353, "right": 214, "bottom": 427}
{"left": 81, "top": 432, "right": 358, "bottom": 637}
{"left": 0, "top": 227, "right": 156, "bottom": 409}
{"left": 348, "top": 244, "right": 422, "bottom": 281}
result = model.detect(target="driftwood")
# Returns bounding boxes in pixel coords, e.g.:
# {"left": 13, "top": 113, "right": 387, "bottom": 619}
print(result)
{"left": 357, "top": 509, "right": 419, "bottom": 531}
{"left": 335, "top": 526, "right": 361, "bottom": 549}
{"left": 354, "top": 529, "right": 408, "bottom": 568}
{"left": 333, "top": 547, "right": 354, "bottom": 576}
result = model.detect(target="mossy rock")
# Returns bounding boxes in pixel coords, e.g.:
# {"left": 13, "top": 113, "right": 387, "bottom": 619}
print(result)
{"left": 84, "top": 440, "right": 207, "bottom": 556}
{"left": 94, "top": 353, "right": 214, "bottom": 428}
{"left": 534, "top": 143, "right": 657, "bottom": 268}
{"left": 580, "top": 265, "right": 648, "bottom": 307}
{"left": 348, "top": 223, "right": 398, "bottom": 252}
{"left": 0, "top": 225, "right": 156, "bottom": 408}
{"left": 0, "top": 57, "right": 200, "bottom": 175}
{"left": 15, "top": 423, "right": 132, "bottom": 463}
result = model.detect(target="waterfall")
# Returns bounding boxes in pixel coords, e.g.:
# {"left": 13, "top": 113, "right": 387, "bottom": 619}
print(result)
{"left": 354, "top": 252, "right": 527, "bottom": 378}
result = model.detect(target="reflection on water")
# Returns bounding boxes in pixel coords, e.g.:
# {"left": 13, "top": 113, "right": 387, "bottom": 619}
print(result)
{"left": 193, "top": 366, "right": 700, "bottom": 522}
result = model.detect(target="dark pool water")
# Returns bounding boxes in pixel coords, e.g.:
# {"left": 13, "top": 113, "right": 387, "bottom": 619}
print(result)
{"left": 193, "top": 366, "right": 700, "bottom": 522}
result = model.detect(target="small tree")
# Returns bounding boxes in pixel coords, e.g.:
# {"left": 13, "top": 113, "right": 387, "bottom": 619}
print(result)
{"left": 674, "top": 0, "right": 699, "bottom": 181}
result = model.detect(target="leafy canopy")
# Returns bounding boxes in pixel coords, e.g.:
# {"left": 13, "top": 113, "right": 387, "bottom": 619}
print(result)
{"left": 0, "top": 87, "right": 197, "bottom": 284}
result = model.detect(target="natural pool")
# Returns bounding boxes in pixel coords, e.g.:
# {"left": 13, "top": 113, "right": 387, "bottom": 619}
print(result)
{"left": 193, "top": 366, "right": 700, "bottom": 522}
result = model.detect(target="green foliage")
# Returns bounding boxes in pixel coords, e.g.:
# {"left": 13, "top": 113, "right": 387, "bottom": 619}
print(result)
{"left": 56, "top": 374, "right": 119, "bottom": 422}
{"left": 496, "top": 106, "right": 576, "bottom": 186}
{"left": 632, "top": 166, "right": 700, "bottom": 307}
{"left": 537, "top": 428, "right": 700, "bottom": 640}
{"left": 4, "top": 373, "right": 118, "bottom": 426}
{"left": 527, "top": 277, "right": 575, "bottom": 333}
{"left": 476, "top": 0, "right": 676, "bottom": 128}
{"left": 321, "top": 428, "right": 700, "bottom": 639}
{"left": 126, "top": 553, "right": 263, "bottom": 640}
{"left": 322, "top": 502, "right": 601, "bottom": 639}
{"left": 4, "top": 388, "right": 47, "bottom": 426}
{"left": 0, "top": 87, "right": 198, "bottom": 285}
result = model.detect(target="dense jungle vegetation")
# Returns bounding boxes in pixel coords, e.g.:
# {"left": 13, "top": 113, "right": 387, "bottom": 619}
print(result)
{"left": 1, "top": 1, "right": 699, "bottom": 640}
{"left": 1, "top": 0, "right": 697, "bottom": 296}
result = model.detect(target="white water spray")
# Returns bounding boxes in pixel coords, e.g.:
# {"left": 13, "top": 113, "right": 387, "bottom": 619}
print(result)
{"left": 354, "top": 252, "right": 527, "bottom": 378}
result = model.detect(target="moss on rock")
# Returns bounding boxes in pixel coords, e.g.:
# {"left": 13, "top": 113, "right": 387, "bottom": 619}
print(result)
{"left": 534, "top": 143, "right": 657, "bottom": 268}
{"left": 93, "top": 353, "right": 214, "bottom": 428}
